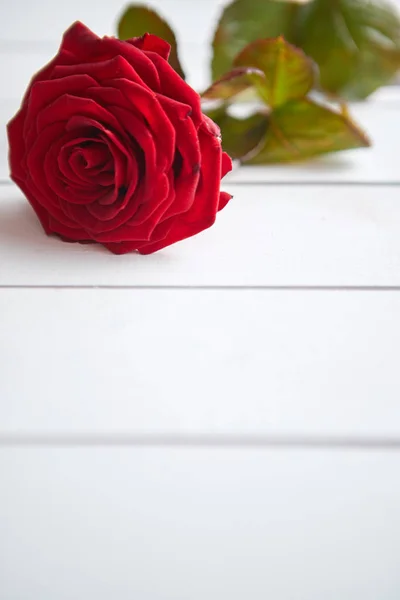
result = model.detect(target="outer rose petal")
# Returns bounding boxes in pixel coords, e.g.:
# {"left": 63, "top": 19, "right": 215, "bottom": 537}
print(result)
{"left": 202, "top": 114, "right": 221, "bottom": 138}
{"left": 18, "top": 51, "right": 76, "bottom": 111}
{"left": 128, "top": 33, "right": 171, "bottom": 61}
{"left": 219, "top": 153, "right": 233, "bottom": 210}
{"left": 7, "top": 111, "right": 26, "bottom": 182}
{"left": 7, "top": 51, "right": 79, "bottom": 178}
{"left": 218, "top": 192, "right": 232, "bottom": 211}
{"left": 145, "top": 51, "right": 202, "bottom": 126}
{"left": 27, "top": 74, "right": 98, "bottom": 121}
{"left": 60, "top": 21, "right": 100, "bottom": 56}
{"left": 221, "top": 152, "right": 232, "bottom": 179}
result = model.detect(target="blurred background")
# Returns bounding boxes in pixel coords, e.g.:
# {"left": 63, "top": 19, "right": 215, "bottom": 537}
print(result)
{"left": 2, "top": 0, "right": 398, "bottom": 100}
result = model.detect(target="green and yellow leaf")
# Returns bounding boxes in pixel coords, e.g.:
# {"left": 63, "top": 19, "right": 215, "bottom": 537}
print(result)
{"left": 234, "top": 36, "right": 316, "bottom": 108}
{"left": 201, "top": 67, "right": 266, "bottom": 101}
{"left": 246, "top": 99, "right": 371, "bottom": 164}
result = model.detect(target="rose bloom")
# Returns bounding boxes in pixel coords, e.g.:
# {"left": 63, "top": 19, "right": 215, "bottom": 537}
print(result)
{"left": 7, "top": 22, "right": 232, "bottom": 254}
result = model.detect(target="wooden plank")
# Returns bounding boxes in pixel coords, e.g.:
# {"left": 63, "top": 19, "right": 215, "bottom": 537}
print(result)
{"left": 1, "top": 184, "right": 400, "bottom": 287}
{"left": 1, "top": 288, "right": 400, "bottom": 437}
{"left": 1, "top": 447, "right": 399, "bottom": 600}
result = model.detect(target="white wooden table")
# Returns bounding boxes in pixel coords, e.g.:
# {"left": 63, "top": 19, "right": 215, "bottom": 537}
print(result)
{"left": 1, "top": 2, "right": 400, "bottom": 598}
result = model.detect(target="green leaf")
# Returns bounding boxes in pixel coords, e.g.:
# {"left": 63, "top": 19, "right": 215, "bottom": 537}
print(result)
{"left": 211, "top": 0, "right": 302, "bottom": 81}
{"left": 201, "top": 67, "right": 266, "bottom": 100}
{"left": 245, "top": 99, "right": 370, "bottom": 164}
{"left": 211, "top": 0, "right": 400, "bottom": 100}
{"left": 234, "top": 36, "right": 315, "bottom": 108}
{"left": 117, "top": 4, "right": 185, "bottom": 79}
{"left": 207, "top": 109, "right": 269, "bottom": 160}
{"left": 297, "top": 0, "right": 400, "bottom": 99}
{"left": 343, "top": 45, "right": 400, "bottom": 99}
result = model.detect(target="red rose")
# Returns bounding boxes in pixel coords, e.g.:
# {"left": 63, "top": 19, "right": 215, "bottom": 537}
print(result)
{"left": 7, "top": 22, "right": 232, "bottom": 254}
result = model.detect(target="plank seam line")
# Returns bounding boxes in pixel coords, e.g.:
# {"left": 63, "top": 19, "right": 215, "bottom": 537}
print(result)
{"left": 1, "top": 434, "right": 400, "bottom": 450}
{"left": 2, "top": 285, "right": 400, "bottom": 291}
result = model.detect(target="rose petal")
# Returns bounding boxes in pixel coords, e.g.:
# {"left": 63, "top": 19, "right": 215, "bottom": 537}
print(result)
{"left": 144, "top": 51, "right": 202, "bottom": 126}
{"left": 57, "top": 136, "right": 108, "bottom": 189}
{"left": 46, "top": 136, "right": 103, "bottom": 205}
{"left": 61, "top": 21, "right": 100, "bottom": 56}
{"left": 221, "top": 152, "right": 233, "bottom": 179}
{"left": 201, "top": 114, "right": 221, "bottom": 138}
{"left": 7, "top": 111, "right": 26, "bottom": 182}
{"left": 66, "top": 116, "right": 129, "bottom": 188}
{"left": 128, "top": 169, "right": 175, "bottom": 229}
{"left": 128, "top": 33, "right": 171, "bottom": 61}
{"left": 54, "top": 122, "right": 140, "bottom": 229}
{"left": 46, "top": 153, "right": 107, "bottom": 207}
{"left": 22, "top": 74, "right": 97, "bottom": 153}
{"left": 218, "top": 191, "right": 232, "bottom": 211}
{"left": 80, "top": 143, "right": 110, "bottom": 169}
{"left": 110, "top": 105, "right": 158, "bottom": 182}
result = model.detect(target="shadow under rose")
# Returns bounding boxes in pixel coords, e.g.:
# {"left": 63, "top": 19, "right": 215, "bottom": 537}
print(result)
{"left": 0, "top": 195, "right": 57, "bottom": 252}
{"left": 0, "top": 193, "right": 174, "bottom": 264}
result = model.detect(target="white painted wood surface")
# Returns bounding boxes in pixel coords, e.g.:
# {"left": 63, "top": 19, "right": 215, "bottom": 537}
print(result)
{"left": 2, "top": 184, "right": 400, "bottom": 287}
{"left": 1, "top": 448, "right": 400, "bottom": 600}
{"left": 1, "top": 2, "right": 400, "bottom": 598}
{"left": 1, "top": 288, "right": 400, "bottom": 437}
